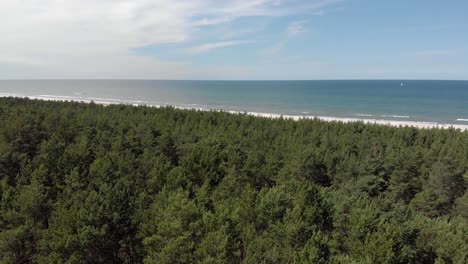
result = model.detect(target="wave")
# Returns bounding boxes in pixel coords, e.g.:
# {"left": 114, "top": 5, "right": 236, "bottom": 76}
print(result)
{"left": 457, "top": 119, "right": 468, "bottom": 122}
{"left": 84, "top": 97, "right": 123, "bottom": 102}
{"left": 38, "top": 94, "right": 75, "bottom": 99}
{"left": 382, "top": 115, "right": 410, "bottom": 119}
{"left": 0, "top": 92, "right": 26, "bottom": 97}
{"left": 355, "top": 113, "right": 373, "bottom": 117}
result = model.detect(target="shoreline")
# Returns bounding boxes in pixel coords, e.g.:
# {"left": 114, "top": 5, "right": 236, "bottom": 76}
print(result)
{"left": 2, "top": 94, "right": 468, "bottom": 131}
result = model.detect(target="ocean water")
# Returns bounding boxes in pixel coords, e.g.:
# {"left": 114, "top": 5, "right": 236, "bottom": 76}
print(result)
{"left": 0, "top": 80, "right": 467, "bottom": 124}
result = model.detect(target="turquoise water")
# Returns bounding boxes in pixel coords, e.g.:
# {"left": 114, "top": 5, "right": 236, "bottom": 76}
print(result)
{"left": 0, "top": 80, "right": 467, "bottom": 124}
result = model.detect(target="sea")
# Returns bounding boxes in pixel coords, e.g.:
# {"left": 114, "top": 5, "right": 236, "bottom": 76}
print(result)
{"left": 0, "top": 80, "right": 467, "bottom": 125}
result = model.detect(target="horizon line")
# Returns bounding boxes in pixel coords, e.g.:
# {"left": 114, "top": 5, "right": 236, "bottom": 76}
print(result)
{"left": 1, "top": 78, "right": 468, "bottom": 82}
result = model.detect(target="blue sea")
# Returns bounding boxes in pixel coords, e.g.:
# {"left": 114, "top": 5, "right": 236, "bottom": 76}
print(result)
{"left": 0, "top": 80, "right": 467, "bottom": 125}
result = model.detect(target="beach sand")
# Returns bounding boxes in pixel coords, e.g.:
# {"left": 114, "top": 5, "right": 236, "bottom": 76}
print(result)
{"left": 2, "top": 94, "right": 468, "bottom": 131}
{"left": 243, "top": 112, "right": 468, "bottom": 130}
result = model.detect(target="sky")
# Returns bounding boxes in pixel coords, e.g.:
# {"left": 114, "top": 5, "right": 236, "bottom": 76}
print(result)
{"left": 1, "top": 0, "right": 467, "bottom": 80}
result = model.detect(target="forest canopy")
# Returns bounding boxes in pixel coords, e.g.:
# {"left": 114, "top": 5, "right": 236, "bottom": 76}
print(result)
{"left": 0, "top": 97, "right": 467, "bottom": 263}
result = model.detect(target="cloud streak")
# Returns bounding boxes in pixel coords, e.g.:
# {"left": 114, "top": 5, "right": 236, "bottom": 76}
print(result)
{"left": 411, "top": 49, "right": 456, "bottom": 57}
{"left": 262, "top": 20, "right": 308, "bottom": 56}
{"left": 188, "top": 41, "right": 251, "bottom": 55}
{"left": 287, "top": 20, "right": 308, "bottom": 37}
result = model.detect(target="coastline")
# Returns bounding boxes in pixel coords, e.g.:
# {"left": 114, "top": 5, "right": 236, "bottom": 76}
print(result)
{"left": 2, "top": 94, "right": 468, "bottom": 131}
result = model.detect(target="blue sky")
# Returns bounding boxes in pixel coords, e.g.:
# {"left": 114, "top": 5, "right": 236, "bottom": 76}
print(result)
{"left": 1, "top": 0, "right": 467, "bottom": 79}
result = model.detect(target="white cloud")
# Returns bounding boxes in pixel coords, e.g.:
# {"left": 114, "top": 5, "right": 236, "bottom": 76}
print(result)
{"left": 287, "top": 20, "right": 307, "bottom": 37}
{"left": 0, "top": 0, "right": 338, "bottom": 79}
{"left": 188, "top": 41, "right": 250, "bottom": 54}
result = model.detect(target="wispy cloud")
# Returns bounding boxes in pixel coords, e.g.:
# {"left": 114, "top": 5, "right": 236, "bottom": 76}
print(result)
{"left": 187, "top": 41, "right": 251, "bottom": 55}
{"left": 411, "top": 49, "right": 456, "bottom": 57}
{"left": 262, "top": 20, "right": 308, "bottom": 56}
{"left": 287, "top": 20, "right": 308, "bottom": 37}
{"left": 220, "top": 25, "right": 267, "bottom": 40}
{"left": 262, "top": 40, "right": 288, "bottom": 56}
{"left": 0, "top": 0, "right": 340, "bottom": 78}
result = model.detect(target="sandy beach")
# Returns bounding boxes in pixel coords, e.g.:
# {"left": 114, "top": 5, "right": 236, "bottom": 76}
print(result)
{"left": 2, "top": 94, "right": 468, "bottom": 131}
{"left": 243, "top": 112, "right": 468, "bottom": 130}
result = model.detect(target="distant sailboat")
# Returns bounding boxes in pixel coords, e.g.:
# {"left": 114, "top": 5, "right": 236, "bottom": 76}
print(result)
{"left": 400, "top": 82, "right": 404, "bottom": 87}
